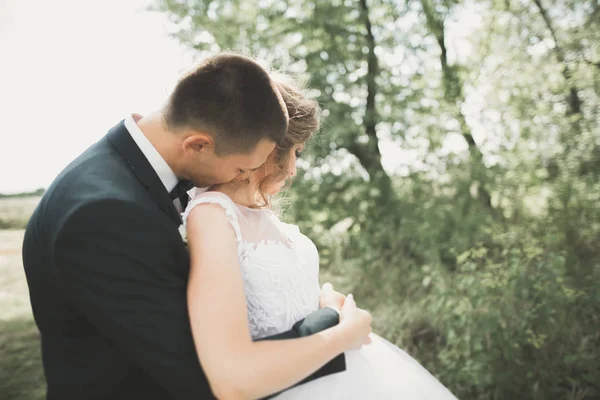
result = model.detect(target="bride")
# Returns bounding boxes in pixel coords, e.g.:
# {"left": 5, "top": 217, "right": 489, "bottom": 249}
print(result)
{"left": 182, "top": 77, "right": 458, "bottom": 400}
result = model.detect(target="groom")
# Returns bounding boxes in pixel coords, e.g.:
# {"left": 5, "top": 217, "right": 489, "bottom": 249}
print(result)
{"left": 22, "top": 53, "right": 365, "bottom": 399}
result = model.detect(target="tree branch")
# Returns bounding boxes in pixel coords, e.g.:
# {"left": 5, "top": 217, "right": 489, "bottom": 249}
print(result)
{"left": 532, "top": 0, "right": 582, "bottom": 115}
{"left": 420, "top": 0, "right": 495, "bottom": 212}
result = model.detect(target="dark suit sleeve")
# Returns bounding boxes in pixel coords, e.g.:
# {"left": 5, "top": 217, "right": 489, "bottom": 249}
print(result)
{"left": 55, "top": 199, "right": 210, "bottom": 398}
{"left": 256, "top": 308, "right": 346, "bottom": 398}
{"left": 55, "top": 198, "right": 345, "bottom": 399}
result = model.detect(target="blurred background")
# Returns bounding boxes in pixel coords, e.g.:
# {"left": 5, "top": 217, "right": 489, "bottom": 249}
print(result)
{"left": 1, "top": 0, "right": 599, "bottom": 399}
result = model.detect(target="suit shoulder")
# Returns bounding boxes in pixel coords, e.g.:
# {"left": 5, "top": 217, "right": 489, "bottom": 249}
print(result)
{"left": 56, "top": 138, "right": 137, "bottom": 192}
{"left": 47, "top": 137, "right": 141, "bottom": 200}
{"left": 29, "top": 138, "right": 147, "bottom": 234}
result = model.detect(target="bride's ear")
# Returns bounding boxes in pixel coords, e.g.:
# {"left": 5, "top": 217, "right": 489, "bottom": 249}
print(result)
{"left": 182, "top": 133, "right": 214, "bottom": 154}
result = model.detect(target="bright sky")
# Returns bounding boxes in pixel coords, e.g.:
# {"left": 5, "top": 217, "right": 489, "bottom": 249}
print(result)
{"left": 0, "top": 0, "right": 195, "bottom": 193}
{"left": 0, "top": 0, "right": 480, "bottom": 194}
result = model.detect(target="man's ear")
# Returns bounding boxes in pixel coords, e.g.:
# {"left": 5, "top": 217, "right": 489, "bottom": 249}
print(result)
{"left": 182, "top": 132, "right": 214, "bottom": 153}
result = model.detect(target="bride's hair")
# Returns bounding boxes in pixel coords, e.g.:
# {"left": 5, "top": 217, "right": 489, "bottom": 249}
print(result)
{"left": 255, "top": 75, "right": 321, "bottom": 208}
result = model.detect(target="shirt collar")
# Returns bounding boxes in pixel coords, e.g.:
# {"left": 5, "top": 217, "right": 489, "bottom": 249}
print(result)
{"left": 124, "top": 114, "right": 179, "bottom": 193}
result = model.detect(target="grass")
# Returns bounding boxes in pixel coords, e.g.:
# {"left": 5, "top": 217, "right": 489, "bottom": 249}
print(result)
{"left": 0, "top": 228, "right": 45, "bottom": 400}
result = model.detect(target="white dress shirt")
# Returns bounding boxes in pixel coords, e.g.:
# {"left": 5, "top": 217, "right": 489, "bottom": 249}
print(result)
{"left": 124, "top": 114, "right": 179, "bottom": 194}
{"left": 123, "top": 114, "right": 207, "bottom": 213}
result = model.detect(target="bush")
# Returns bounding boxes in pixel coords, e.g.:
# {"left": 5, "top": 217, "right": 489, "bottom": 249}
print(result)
{"left": 0, "top": 218, "right": 30, "bottom": 230}
{"left": 0, "top": 197, "right": 40, "bottom": 230}
{"left": 417, "top": 231, "right": 600, "bottom": 400}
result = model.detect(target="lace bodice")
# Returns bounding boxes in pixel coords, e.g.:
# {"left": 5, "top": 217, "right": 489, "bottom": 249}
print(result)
{"left": 182, "top": 189, "right": 321, "bottom": 339}
{"left": 182, "top": 192, "right": 459, "bottom": 400}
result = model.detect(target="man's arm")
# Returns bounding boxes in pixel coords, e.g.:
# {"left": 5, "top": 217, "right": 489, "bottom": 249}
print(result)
{"left": 255, "top": 285, "right": 347, "bottom": 398}
{"left": 258, "top": 307, "right": 341, "bottom": 341}
{"left": 55, "top": 199, "right": 210, "bottom": 398}
{"left": 55, "top": 199, "right": 349, "bottom": 398}
{"left": 256, "top": 285, "right": 347, "bottom": 374}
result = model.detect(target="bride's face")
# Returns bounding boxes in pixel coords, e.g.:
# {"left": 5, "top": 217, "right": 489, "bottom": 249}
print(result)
{"left": 250, "top": 143, "right": 304, "bottom": 195}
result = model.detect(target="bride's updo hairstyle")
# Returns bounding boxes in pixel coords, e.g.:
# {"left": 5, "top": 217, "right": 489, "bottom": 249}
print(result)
{"left": 256, "top": 77, "right": 321, "bottom": 207}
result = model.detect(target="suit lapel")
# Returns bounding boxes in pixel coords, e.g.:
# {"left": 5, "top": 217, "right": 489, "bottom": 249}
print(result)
{"left": 106, "top": 120, "right": 182, "bottom": 225}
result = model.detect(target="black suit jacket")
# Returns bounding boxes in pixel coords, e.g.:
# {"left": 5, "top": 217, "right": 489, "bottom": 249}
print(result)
{"left": 22, "top": 121, "right": 345, "bottom": 400}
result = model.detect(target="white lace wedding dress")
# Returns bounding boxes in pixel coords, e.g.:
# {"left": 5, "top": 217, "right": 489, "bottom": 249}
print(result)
{"left": 183, "top": 190, "right": 457, "bottom": 400}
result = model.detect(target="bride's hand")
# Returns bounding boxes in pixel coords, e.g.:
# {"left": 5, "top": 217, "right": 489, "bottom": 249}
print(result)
{"left": 319, "top": 282, "right": 346, "bottom": 313}
{"left": 339, "top": 294, "right": 372, "bottom": 350}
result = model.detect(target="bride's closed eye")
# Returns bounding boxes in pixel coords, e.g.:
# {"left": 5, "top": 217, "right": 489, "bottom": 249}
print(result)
{"left": 295, "top": 149, "right": 302, "bottom": 158}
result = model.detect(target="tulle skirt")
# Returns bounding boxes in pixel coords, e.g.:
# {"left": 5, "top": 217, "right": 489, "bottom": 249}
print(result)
{"left": 273, "top": 334, "right": 457, "bottom": 400}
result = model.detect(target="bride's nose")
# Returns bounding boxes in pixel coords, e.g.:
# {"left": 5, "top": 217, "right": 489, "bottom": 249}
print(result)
{"left": 289, "top": 158, "right": 297, "bottom": 177}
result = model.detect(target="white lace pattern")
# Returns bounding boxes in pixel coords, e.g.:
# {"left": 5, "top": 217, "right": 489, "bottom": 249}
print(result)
{"left": 182, "top": 190, "right": 321, "bottom": 339}
{"left": 182, "top": 190, "right": 459, "bottom": 400}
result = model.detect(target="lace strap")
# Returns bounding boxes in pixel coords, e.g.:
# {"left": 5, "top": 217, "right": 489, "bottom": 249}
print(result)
{"left": 182, "top": 192, "right": 243, "bottom": 249}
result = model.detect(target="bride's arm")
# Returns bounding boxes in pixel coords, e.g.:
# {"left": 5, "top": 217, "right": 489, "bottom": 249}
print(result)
{"left": 186, "top": 204, "right": 366, "bottom": 400}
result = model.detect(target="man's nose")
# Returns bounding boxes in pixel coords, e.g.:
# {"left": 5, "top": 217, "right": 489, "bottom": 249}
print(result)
{"left": 234, "top": 171, "right": 250, "bottom": 181}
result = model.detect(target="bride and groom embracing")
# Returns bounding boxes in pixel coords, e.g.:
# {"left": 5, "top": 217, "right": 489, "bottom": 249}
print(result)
{"left": 22, "top": 53, "right": 457, "bottom": 400}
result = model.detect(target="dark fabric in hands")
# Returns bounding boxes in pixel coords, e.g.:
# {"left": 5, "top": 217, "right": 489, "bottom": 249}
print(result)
{"left": 257, "top": 307, "right": 347, "bottom": 400}
{"left": 22, "top": 120, "right": 345, "bottom": 400}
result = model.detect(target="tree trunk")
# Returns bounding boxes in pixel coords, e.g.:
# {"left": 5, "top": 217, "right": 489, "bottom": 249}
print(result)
{"left": 532, "top": 0, "right": 583, "bottom": 117}
{"left": 420, "top": 0, "right": 495, "bottom": 213}
{"left": 347, "top": 0, "right": 396, "bottom": 211}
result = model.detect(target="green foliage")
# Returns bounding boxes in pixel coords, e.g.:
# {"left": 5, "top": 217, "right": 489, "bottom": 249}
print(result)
{"left": 0, "top": 319, "right": 45, "bottom": 400}
{"left": 4, "top": 1, "right": 600, "bottom": 397}
{"left": 0, "top": 188, "right": 45, "bottom": 198}
{"left": 1, "top": 230, "right": 46, "bottom": 400}
{"left": 421, "top": 232, "right": 600, "bottom": 399}
{"left": 0, "top": 219, "right": 29, "bottom": 230}
{"left": 0, "top": 197, "right": 41, "bottom": 230}
{"left": 158, "top": 0, "right": 600, "bottom": 397}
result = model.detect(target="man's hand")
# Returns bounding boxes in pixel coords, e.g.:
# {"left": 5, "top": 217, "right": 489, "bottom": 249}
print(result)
{"left": 319, "top": 282, "right": 346, "bottom": 314}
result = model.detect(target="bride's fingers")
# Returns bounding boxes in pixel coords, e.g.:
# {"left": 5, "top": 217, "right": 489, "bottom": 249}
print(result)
{"left": 350, "top": 336, "right": 371, "bottom": 350}
{"left": 342, "top": 294, "right": 356, "bottom": 309}
{"left": 321, "top": 282, "right": 333, "bottom": 293}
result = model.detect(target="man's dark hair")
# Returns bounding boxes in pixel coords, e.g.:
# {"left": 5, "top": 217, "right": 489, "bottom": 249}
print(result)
{"left": 164, "top": 53, "right": 288, "bottom": 155}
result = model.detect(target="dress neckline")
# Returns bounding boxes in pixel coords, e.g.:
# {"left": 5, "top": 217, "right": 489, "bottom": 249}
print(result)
{"left": 205, "top": 190, "right": 273, "bottom": 213}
